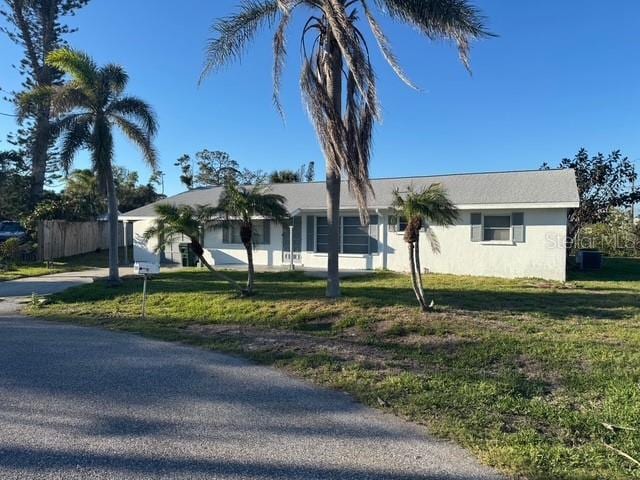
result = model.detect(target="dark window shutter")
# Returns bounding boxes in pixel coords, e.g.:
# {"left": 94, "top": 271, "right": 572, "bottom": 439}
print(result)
{"left": 368, "top": 215, "right": 379, "bottom": 253}
{"left": 306, "top": 216, "right": 315, "bottom": 251}
{"left": 222, "top": 225, "right": 230, "bottom": 243}
{"left": 470, "top": 213, "right": 482, "bottom": 242}
{"left": 293, "top": 216, "right": 302, "bottom": 251}
{"left": 263, "top": 220, "right": 271, "bottom": 245}
{"left": 512, "top": 213, "right": 525, "bottom": 243}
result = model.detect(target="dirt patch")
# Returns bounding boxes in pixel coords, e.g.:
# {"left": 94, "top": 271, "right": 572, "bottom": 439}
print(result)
{"left": 515, "top": 354, "right": 564, "bottom": 393}
{"left": 186, "top": 324, "right": 397, "bottom": 369}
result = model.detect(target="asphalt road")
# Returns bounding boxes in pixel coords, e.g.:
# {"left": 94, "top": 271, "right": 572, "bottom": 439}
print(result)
{"left": 0, "top": 315, "right": 505, "bottom": 480}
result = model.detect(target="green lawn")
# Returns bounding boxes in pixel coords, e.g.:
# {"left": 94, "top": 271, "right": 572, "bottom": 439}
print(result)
{"left": 29, "top": 257, "right": 640, "bottom": 480}
{"left": 0, "top": 247, "right": 131, "bottom": 281}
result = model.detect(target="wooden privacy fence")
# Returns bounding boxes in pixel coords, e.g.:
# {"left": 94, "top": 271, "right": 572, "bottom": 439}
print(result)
{"left": 37, "top": 220, "right": 132, "bottom": 261}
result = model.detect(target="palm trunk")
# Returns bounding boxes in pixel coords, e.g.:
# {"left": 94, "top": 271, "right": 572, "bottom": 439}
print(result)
{"left": 30, "top": 108, "right": 49, "bottom": 207}
{"left": 189, "top": 239, "right": 243, "bottom": 294}
{"left": 244, "top": 241, "right": 255, "bottom": 295}
{"left": 325, "top": 30, "right": 343, "bottom": 299}
{"left": 105, "top": 162, "right": 120, "bottom": 286}
{"left": 413, "top": 235, "right": 429, "bottom": 310}
{"left": 407, "top": 241, "right": 426, "bottom": 310}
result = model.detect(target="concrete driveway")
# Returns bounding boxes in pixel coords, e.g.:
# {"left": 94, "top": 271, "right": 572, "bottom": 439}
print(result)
{"left": 0, "top": 315, "right": 504, "bottom": 480}
{"left": 0, "top": 268, "right": 135, "bottom": 314}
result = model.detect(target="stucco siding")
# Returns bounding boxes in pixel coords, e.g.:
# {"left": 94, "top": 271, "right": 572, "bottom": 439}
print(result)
{"left": 201, "top": 222, "right": 285, "bottom": 267}
{"left": 385, "top": 209, "right": 567, "bottom": 281}
{"left": 132, "top": 209, "right": 568, "bottom": 282}
{"left": 132, "top": 219, "right": 161, "bottom": 264}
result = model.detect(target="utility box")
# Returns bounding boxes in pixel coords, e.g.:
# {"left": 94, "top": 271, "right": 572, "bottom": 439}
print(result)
{"left": 577, "top": 250, "right": 603, "bottom": 270}
{"left": 179, "top": 243, "right": 197, "bottom": 267}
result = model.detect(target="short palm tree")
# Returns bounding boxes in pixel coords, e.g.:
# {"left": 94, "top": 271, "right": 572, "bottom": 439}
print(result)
{"left": 143, "top": 203, "right": 242, "bottom": 293}
{"left": 202, "top": 0, "right": 491, "bottom": 298}
{"left": 392, "top": 183, "right": 458, "bottom": 311}
{"left": 19, "top": 48, "right": 158, "bottom": 285}
{"left": 215, "top": 183, "right": 289, "bottom": 294}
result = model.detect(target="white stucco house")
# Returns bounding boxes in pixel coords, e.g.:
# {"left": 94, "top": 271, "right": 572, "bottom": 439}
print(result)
{"left": 120, "top": 169, "right": 579, "bottom": 282}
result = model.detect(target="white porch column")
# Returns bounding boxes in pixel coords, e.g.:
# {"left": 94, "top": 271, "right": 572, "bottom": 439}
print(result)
{"left": 123, "top": 221, "right": 129, "bottom": 265}
{"left": 382, "top": 214, "right": 388, "bottom": 270}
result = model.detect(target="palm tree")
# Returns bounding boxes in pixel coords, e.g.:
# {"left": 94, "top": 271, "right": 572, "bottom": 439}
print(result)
{"left": 64, "top": 169, "right": 106, "bottom": 218}
{"left": 143, "top": 203, "right": 242, "bottom": 293}
{"left": 215, "top": 183, "right": 289, "bottom": 295}
{"left": 391, "top": 183, "right": 458, "bottom": 311}
{"left": 19, "top": 48, "right": 158, "bottom": 285}
{"left": 202, "top": 0, "right": 492, "bottom": 298}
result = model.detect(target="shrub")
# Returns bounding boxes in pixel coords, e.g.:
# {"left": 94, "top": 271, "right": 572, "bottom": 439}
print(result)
{"left": 0, "top": 238, "right": 22, "bottom": 267}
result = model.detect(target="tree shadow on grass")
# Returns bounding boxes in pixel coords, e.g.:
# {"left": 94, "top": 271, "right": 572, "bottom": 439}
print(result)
{"left": 46, "top": 268, "right": 640, "bottom": 322}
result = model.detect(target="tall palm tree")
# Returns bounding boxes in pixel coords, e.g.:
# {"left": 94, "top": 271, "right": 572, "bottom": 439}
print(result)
{"left": 391, "top": 183, "right": 458, "bottom": 311}
{"left": 202, "top": 0, "right": 492, "bottom": 298}
{"left": 19, "top": 48, "right": 158, "bottom": 285}
{"left": 143, "top": 203, "right": 242, "bottom": 293}
{"left": 215, "top": 183, "right": 289, "bottom": 295}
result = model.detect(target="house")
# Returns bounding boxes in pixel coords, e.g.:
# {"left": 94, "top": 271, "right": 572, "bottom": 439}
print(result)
{"left": 120, "top": 169, "right": 580, "bottom": 282}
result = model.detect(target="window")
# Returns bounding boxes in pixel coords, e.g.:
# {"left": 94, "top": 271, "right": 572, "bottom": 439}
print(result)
{"left": 316, "top": 217, "right": 329, "bottom": 252}
{"left": 342, "top": 217, "right": 370, "bottom": 254}
{"left": 314, "top": 216, "right": 377, "bottom": 254}
{"left": 223, "top": 220, "right": 270, "bottom": 245}
{"left": 389, "top": 215, "right": 408, "bottom": 232}
{"left": 471, "top": 213, "right": 526, "bottom": 243}
{"left": 483, "top": 215, "right": 511, "bottom": 241}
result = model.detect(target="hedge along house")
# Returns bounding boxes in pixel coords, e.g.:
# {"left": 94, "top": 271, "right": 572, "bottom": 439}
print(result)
{"left": 121, "top": 169, "right": 579, "bottom": 282}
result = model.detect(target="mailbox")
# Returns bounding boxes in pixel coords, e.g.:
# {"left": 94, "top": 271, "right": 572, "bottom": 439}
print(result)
{"left": 133, "top": 262, "right": 160, "bottom": 275}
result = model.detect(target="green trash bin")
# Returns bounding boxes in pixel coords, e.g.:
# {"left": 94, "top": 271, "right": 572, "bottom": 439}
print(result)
{"left": 179, "top": 243, "right": 196, "bottom": 267}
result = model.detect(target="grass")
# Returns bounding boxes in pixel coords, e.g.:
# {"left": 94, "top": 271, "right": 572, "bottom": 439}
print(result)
{"left": 0, "top": 247, "right": 131, "bottom": 281}
{"left": 29, "top": 257, "right": 640, "bottom": 480}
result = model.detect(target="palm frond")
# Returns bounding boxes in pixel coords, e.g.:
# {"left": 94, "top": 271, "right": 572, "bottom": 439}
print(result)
{"left": 361, "top": 0, "right": 418, "bottom": 89}
{"left": 108, "top": 96, "right": 158, "bottom": 136}
{"left": 323, "top": 0, "right": 373, "bottom": 101}
{"left": 250, "top": 191, "right": 289, "bottom": 222}
{"left": 57, "top": 116, "right": 91, "bottom": 173}
{"left": 373, "top": 0, "right": 493, "bottom": 71}
{"left": 272, "top": 2, "right": 294, "bottom": 117}
{"left": 101, "top": 63, "right": 129, "bottom": 96}
{"left": 48, "top": 84, "right": 93, "bottom": 115}
{"left": 392, "top": 183, "right": 459, "bottom": 238}
{"left": 46, "top": 48, "right": 98, "bottom": 89}
{"left": 424, "top": 225, "right": 441, "bottom": 253}
{"left": 201, "top": 0, "right": 280, "bottom": 82}
{"left": 300, "top": 59, "right": 349, "bottom": 175}
{"left": 111, "top": 115, "right": 158, "bottom": 170}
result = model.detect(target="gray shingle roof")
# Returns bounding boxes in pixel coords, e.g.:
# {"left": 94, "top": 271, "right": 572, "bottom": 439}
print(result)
{"left": 122, "top": 169, "right": 579, "bottom": 218}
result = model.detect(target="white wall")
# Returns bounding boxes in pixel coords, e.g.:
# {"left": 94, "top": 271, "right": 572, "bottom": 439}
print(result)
{"left": 132, "top": 219, "right": 161, "bottom": 264}
{"left": 132, "top": 208, "right": 568, "bottom": 281}
{"left": 201, "top": 222, "right": 285, "bottom": 267}
{"left": 385, "top": 209, "right": 568, "bottom": 281}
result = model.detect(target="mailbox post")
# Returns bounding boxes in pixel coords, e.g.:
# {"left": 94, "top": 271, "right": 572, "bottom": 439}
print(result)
{"left": 133, "top": 262, "right": 160, "bottom": 319}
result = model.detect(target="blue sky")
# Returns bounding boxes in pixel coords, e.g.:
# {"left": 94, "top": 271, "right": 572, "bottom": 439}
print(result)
{"left": 1, "top": 0, "right": 639, "bottom": 196}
